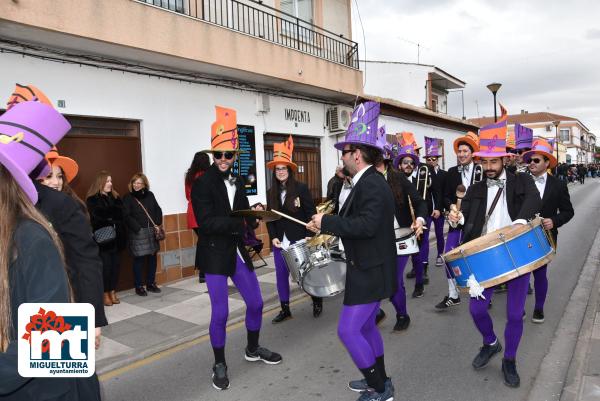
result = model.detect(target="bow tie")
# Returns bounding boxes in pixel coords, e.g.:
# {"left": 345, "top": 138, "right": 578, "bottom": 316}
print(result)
{"left": 227, "top": 176, "right": 236, "bottom": 185}
{"left": 343, "top": 180, "right": 354, "bottom": 190}
{"left": 486, "top": 179, "right": 505, "bottom": 188}
{"left": 458, "top": 164, "right": 470, "bottom": 173}
{"left": 534, "top": 176, "right": 545, "bottom": 184}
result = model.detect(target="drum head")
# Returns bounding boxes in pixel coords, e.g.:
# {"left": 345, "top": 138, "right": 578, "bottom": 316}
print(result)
{"left": 301, "top": 261, "right": 346, "bottom": 298}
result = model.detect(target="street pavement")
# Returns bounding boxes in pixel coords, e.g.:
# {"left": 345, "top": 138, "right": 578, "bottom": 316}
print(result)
{"left": 99, "top": 178, "right": 600, "bottom": 401}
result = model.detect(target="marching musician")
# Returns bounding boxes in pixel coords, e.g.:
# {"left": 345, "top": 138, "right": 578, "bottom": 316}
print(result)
{"left": 192, "top": 107, "right": 282, "bottom": 391}
{"left": 435, "top": 131, "right": 480, "bottom": 310}
{"left": 523, "top": 138, "right": 574, "bottom": 323}
{"left": 394, "top": 142, "right": 437, "bottom": 298}
{"left": 309, "top": 101, "right": 396, "bottom": 401}
{"left": 424, "top": 137, "right": 448, "bottom": 267}
{"left": 447, "top": 123, "right": 541, "bottom": 388}
{"left": 266, "top": 135, "right": 322, "bottom": 323}
{"left": 375, "top": 142, "right": 426, "bottom": 331}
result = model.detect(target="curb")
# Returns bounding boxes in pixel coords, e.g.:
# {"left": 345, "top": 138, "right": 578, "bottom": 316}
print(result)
{"left": 527, "top": 227, "right": 600, "bottom": 400}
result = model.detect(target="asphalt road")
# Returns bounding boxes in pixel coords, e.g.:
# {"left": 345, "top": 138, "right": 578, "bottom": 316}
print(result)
{"left": 101, "top": 178, "right": 600, "bottom": 401}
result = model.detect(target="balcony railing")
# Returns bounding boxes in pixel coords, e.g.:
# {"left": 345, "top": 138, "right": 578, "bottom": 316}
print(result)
{"left": 138, "top": 0, "right": 359, "bottom": 69}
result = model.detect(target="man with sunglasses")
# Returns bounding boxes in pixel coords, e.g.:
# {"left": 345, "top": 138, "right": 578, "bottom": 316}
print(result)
{"left": 522, "top": 138, "right": 574, "bottom": 324}
{"left": 192, "top": 107, "right": 282, "bottom": 391}
{"left": 424, "top": 137, "right": 448, "bottom": 268}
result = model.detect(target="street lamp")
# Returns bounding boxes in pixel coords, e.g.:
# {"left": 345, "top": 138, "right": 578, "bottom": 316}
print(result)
{"left": 553, "top": 120, "right": 560, "bottom": 167}
{"left": 486, "top": 82, "right": 502, "bottom": 122}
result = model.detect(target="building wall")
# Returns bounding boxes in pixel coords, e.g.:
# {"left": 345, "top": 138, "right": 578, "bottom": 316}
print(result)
{"left": 360, "top": 63, "right": 429, "bottom": 108}
{"left": 322, "top": 0, "right": 352, "bottom": 39}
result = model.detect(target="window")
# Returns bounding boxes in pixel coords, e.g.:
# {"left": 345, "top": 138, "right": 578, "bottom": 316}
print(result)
{"left": 281, "top": 0, "right": 313, "bottom": 23}
{"left": 559, "top": 128, "right": 570, "bottom": 143}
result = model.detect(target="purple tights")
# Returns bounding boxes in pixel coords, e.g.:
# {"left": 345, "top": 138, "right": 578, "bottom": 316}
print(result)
{"left": 390, "top": 255, "right": 410, "bottom": 316}
{"left": 273, "top": 245, "right": 290, "bottom": 303}
{"left": 532, "top": 264, "right": 548, "bottom": 311}
{"left": 443, "top": 228, "right": 462, "bottom": 279}
{"left": 205, "top": 256, "right": 263, "bottom": 348}
{"left": 338, "top": 302, "right": 384, "bottom": 369}
{"left": 429, "top": 214, "right": 445, "bottom": 256}
{"left": 469, "top": 273, "right": 530, "bottom": 359}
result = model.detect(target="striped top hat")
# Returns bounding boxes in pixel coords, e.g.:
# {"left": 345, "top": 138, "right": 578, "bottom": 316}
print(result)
{"left": 398, "top": 131, "right": 422, "bottom": 150}
{"left": 515, "top": 124, "right": 533, "bottom": 150}
{"left": 0, "top": 100, "right": 71, "bottom": 203}
{"left": 506, "top": 132, "right": 516, "bottom": 150}
{"left": 6, "top": 83, "right": 53, "bottom": 111}
{"left": 334, "top": 101, "right": 383, "bottom": 151}
{"left": 522, "top": 137, "right": 557, "bottom": 168}
{"left": 202, "top": 106, "right": 244, "bottom": 153}
{"left": 453, "top": 131, "right": 480, "bottom": 154}
{"left": 267, "top": 135, "right": 298, "bottom": 172}
{"left": 473, "top": 119, "right": 510, "bottom": 158}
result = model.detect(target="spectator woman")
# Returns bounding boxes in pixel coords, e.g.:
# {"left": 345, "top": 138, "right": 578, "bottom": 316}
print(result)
{"left": 87, "top": 171, "right": 126, "bottom": 307}
{"left": 185, "top": 151, "right": 211, "bottom": 283}
{"left": 40, "top": 147, "right": 87, "bottom": 211}
{"left": 123, "top": 173, "right": 163, "bottom": 296}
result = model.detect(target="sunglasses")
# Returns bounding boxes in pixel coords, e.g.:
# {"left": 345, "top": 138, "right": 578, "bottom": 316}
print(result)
{"left": 213, "top": 151, "right": 234, "bottom": 160}
{"left": 426, "top": 157, "right": 438, "bottom": 162}
{"left": 529, "top": 158, "right": 544, "bottom": 164}
{"left": 341, "top": 148, "right": 356, "bottom": 156}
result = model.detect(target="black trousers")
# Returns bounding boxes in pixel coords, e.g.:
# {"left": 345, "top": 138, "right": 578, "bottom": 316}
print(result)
{"left": 99, "top": 248, "right": 120, "bottom": 292}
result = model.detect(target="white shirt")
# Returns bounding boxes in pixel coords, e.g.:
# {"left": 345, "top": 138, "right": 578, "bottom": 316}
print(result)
{"left": 338, "top": 180, "right": 353, "bottom": 211}
{"left": 533, "top": 172, "right": 548, "bottom": 199}
{"left": 484, "top": 170, "right": 512, "bottom": 235}
{"left": 461, "top": 161, "right": 475, "bottom": 190}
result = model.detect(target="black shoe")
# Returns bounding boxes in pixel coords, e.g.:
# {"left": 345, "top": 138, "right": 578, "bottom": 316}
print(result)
{"left": 406, "top": 268, "right": 416, "bottom": 279}
{"left": 412, "top": 284, "right": 424, "bottom": 298}
{"left": 527, "top": 283, "right": 533, "bottom": 295}
{"left": 472, "top": 340, "right": 502, "bottom": 370}
{"left": 435, "top": 295, "right": 461, "bottom": 310}
{"left": 199, "top": 274, "right": 206, "bottom": 283}
{"left": 393, "top": 314, "right": 410, "bottom": 331}
{"left": 135, "top": 287, "right": 148, "bottom": 296}
{"left": 532, "top": 309, "right": 545, "bottom": 323}
{"left": 244, "top": 346, "right": 282, "bottom": 364}
{"left": 212, "top": 362, "right": 230, "bottom": 390}
{"left": 423, "top": 263, "right": 429, "bottom": 285}
{"left": 272, "top": 303, "right": 292, "bottom": 324}
{"left": 502, "top": 358, "right": 520, "bottom": 388}
{"left": 146, "top": 283, "right": 161, "bottom": 293}
{"left": 312, "top": 299, "right": 323, "bottom": 318}
{"left": 375, "top": 309, "right": 386, "bottom": 326}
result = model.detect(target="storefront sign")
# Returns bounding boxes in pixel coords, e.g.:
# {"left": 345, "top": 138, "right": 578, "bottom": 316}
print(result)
{"left": 233, "top": 125, "right": 258, "bottom": 196}
{"left": 284, "top": 108, "right": 311, "bottom": 123}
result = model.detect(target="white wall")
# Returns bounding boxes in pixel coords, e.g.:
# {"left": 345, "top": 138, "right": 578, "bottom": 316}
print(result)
{"left": 0, "top": 52, "right": 335, "bottom": 214}
{"left": 360, "top": 62, "right": 429, "bottom": 108}
{"left": 322, "top": 0, "right": 351, "bottom": 38}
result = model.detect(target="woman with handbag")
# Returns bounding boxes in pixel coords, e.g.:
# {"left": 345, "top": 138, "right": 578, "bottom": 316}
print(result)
{"left": 123, "top": 173, "right": 164, "bottom": 296}
{"left": 87, "top": 171, "right": 127, "bottom": 306}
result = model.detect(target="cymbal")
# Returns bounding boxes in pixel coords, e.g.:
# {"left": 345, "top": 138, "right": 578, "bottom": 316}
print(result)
{"left": 230, "top": 210, "right": 281, "bottom": 222}
{"left": 307, "top": 234, "right": 336, "bottom": 247}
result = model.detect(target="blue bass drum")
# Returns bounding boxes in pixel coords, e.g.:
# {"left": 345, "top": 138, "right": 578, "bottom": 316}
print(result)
{"left": 443, "top": 217, "right": 555, "bottom": 289}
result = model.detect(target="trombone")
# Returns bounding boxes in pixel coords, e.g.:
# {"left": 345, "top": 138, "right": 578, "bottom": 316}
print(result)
{"left": 417, "top": 164, "right": 432, "bottom": 199}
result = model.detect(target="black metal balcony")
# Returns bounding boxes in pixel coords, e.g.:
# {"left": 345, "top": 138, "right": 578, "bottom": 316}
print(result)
{"left": 138, "top": 0, "right": 359, "bottom": 69}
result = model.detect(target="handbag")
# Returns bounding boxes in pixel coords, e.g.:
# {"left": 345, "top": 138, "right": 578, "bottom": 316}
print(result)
{"left": 93, "top": 225, "right": 116, "bottom": 244}
{"left": 129, "top": 226, "right": 159, "bottom": 257}
{"left": 135, "top": 198, "right": 165, "bottom": 241}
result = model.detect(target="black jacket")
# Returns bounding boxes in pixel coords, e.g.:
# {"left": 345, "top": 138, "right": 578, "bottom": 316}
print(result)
{"left": 539, "top": 174, "right": 575, "bottom": 243}
{"left": 267, "top": 181, "right": 316, "bottom": 243}
{"left": 122, "top": 190, "right": 163, "bottom": 233}
{"left": 35, "top": 183, "right": 107, "bottom": 327}
{"left": 443, "top": 164, "right": 478, "bottom": 211}
{"left": 191, "top": 164, "right": 256, "bottom": 276}
{"left": 409, "top": 164, "right": 442, "bottom": 215}
{"left": 431, "top": 167, "right": 448, "bottom": 212}
{"left": 321, "top": 166, "right": 397, "bottom": 305}
{"left": 0, "top": 219, "right": 101, "bottom": 400}
{"left": 86, "top": 193, "right": 127, "bottom": 251}
{"left": 386, "top": 169, "right": 427, "bottom": 228}
{"left": 459, "top": 171, "right": 542, "bottom": 243}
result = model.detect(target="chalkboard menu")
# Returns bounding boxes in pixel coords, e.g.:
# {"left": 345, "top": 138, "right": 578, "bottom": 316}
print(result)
{"left": 233, "top": 125, "right": 258, "bottom": 196}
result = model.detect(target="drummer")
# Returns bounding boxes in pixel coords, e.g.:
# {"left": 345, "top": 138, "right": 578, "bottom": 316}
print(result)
{"left": 447, "top": 121, "right": 541, "bottom": 388}
{"left": 435, "top": 131, "right": 480, "bottom": 310}
{"left": 265, "top": 135, "right": 322, "bottom": 322}
{"left": 192, "top": 106, "right": 282, "bottom": 391}
{"left": 375, "top": 141, "right": 426, "bottom": 331}
{"left": 393, "top": 142, "right": 433, "bottom": 298}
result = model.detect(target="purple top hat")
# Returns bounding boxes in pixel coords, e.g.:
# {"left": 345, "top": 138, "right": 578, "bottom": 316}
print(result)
{"left": 0, "top": 101, "right": 71, "bottom": 203}
{"left": 515, "top": 124, "right": 533, "bottom": 150}
{"left": 393, "top": 144, "right": 420, "bottom": 169}
{"left": 334, "top": 101, "right": 383, "bottom": 151}
{"left": 425, "top": 136, "right": 441, "bottom": 157}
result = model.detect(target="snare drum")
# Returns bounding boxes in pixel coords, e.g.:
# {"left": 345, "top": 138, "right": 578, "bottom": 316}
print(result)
{"left": 395, "top": 227, "right": 419, "bottom": 255}
{"left": 443, "top": 217, "right": 554, "bottom": 290}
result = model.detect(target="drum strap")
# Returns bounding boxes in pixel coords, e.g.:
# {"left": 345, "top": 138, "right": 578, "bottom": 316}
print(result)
{"left": 483, "top": 187, "right": 504, "bottom": 231}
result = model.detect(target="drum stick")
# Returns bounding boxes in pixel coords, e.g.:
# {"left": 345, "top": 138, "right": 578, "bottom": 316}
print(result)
{"left": 271, "top": 209, "right": 308, "bottom": 227}
{"left": 407, "top": 197, "right": 427, "bottom": 233}
{"left": 455, "top": 184, "right": 466, "bottom": 212}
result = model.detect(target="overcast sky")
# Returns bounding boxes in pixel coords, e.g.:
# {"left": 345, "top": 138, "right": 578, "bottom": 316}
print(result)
{"left": 351, "top": 0, "right": 600, "bottom": 136}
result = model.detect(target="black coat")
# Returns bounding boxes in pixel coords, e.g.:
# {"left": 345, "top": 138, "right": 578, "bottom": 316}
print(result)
{"left": 0, "top": 219, "right": 101, "bottom": 401}
{"left": 409, "top": 164, "right": 442, "bottom": 215}
{"left": 539, "top": 174, "right": 575, "bottom": 243}
{"left": 431, "top": 167, "right": 448, "bottom": 212}
{"left": 122, "top": 190, "right": 163, "bottom": 233}
{"left": 267, "top": 181, "right": 316, "bottom": 243}
{"left": 35, "top": 183, "right": 107, "bottom": 327}
{"left": 386, "top": 170, "right": 427, "bottom": 228}
{"left": 459, "top": 171, "right": 542, "bottom": 243}
{"left": 321, "top": 166, "right": 397, "bottom": 305}
{"left": 86, "top": 193, "right": 127, "bottom": 252}
{"left": 191, "top": 164, "right": 256, "bottom": 276}
{"left": 443, "top": 165, "right": 478, "bottom": 211}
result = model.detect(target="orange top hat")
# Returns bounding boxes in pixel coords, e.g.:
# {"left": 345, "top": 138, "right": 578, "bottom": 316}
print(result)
{"left": 453, "top": 131, "right": 480, "bottom": 154}
{"left": 202, "top": 106, "right": 244, "bottom": 153}
{"left": 266, "top": 135, "right": 297, "bottom": 172}
{"left": 7, "top": 84, "right": 53, "bottom": 110}
{"left": 522, "top": 137, "right": 557, "bottom": 169}
{"left": 44, "top": 147, "right": 79, "bottom": 183}
{"left": 397, "top": 131, "right": 421, "bottom": 150}
{"left": 506, "top": 132, "right": 516, "bottom": 150}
